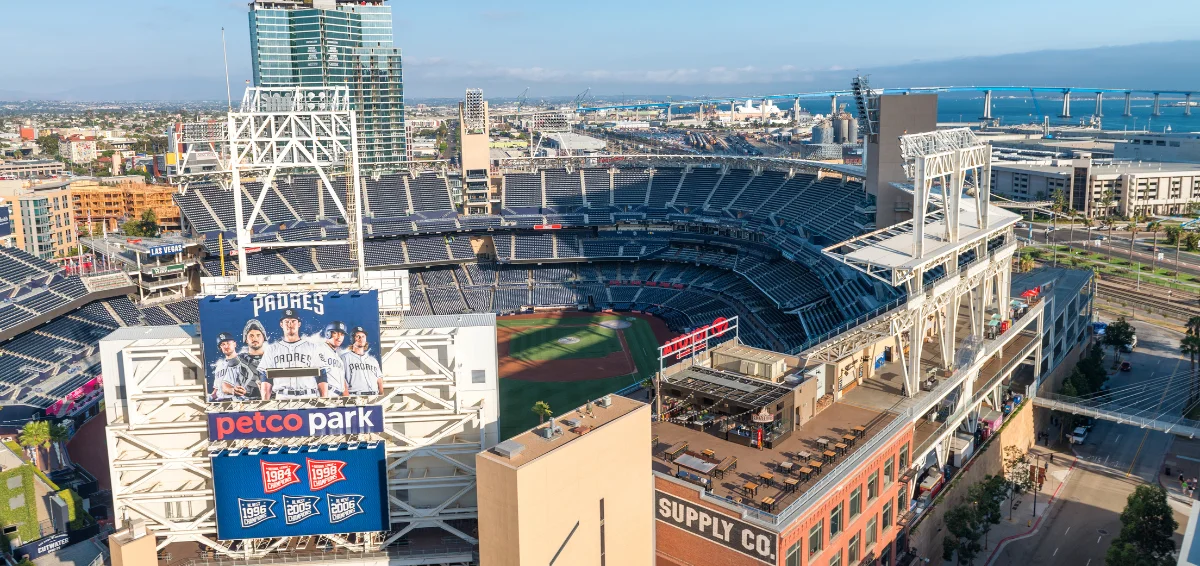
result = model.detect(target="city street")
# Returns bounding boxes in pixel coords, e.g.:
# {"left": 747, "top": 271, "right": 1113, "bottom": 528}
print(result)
{"left": 1020, "top": 221, "right": 1200, "bottom": 279}
{"left": 989, "top": 316, "right": 1190, "bottom": 565}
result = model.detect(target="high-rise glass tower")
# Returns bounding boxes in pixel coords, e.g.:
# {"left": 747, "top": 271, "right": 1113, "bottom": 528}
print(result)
{"left": 249, "top": 0, "right": 406, "bottom": 170}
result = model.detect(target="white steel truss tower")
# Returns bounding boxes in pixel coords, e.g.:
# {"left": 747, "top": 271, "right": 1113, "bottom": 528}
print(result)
{"left": 173, "top": 86, "right": 367, "bottom": 281}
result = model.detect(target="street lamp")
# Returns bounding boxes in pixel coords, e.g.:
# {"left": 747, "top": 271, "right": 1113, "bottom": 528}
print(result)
{"left": 1029, "top": 452, "right": 1049, "bottom": 521}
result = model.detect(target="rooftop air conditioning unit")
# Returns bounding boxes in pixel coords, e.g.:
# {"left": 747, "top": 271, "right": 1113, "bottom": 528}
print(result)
{"left": 597, "top": 395, "right": 613, "bottom": 408}
{"left": 493, "top": 439, "right": 525, "bottom": 459}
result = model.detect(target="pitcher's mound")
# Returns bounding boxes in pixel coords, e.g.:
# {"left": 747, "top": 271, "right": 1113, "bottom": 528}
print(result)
{"left": 598, "top": 320, "right": 633, "bottom": 330}
{"left": 557, "top": 336, "right": 582, "bottom": 345}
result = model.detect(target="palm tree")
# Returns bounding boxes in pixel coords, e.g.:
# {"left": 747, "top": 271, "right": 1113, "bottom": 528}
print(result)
{"left": 1082, "top": 216, "right": 1094, "bottom": 243}
{"left": 1184, "top": 335, "right": 1200, "bottom": 405}
{"left": 1147, "top": 221, "right": 1162, "bottom": 270}
{"left": 531, "top": 401, "right": 553, "bottom": 425}
{"left": 48, "top": 423, "right": 70, "bottom": 471}
{"left": 18, "top": 421, "right": 50, "bottom": 470}
{"left": 1127, "top": 220, "right": 1140, "bottom": 265}
{"left": 1187, "top": 316, "right": 1200, "bottom": 338}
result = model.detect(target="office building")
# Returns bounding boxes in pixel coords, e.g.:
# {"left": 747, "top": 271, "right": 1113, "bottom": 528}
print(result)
{"left": 991, "top": 160, "right": 1200, "bottom": 217}
{"left": 248, "top": 0, "right": 406, "bottom": 170}
{"left": 477, "top": 395, "right": 653, "bottom": 566}
{"left": 0, "top": 159, "right": 65, "bottom": 179}
{"left": 1113, "top": 132, "right": 1200, "bottom": 163}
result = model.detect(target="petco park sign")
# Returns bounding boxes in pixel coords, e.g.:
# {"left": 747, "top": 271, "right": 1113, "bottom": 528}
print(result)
{"left": 208, "top": 406, "right": 383, "bottom": 440}
{"left": 660, "top": 317, "right": 734, "bottom": 359}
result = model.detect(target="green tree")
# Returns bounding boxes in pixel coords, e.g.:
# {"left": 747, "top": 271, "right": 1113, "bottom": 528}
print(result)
{"left": 48, "top": 422, "right": 69, "bottom": 470}
{"left": 1164, "top": 225, "right": 1182, "bottom": 246}
{"left": 531, "top": 401, "right": 552, "bottom": 424}
{"left": 1186, "top": 232, "right": 1200, "bottom": 253}
{"left": 1002, "top": 446, "right": 1034, "bottom": 518}
{"left": 35, "top": 135, "right": 59, "bottom": 157}
{"left": 1103, "top": 317, "right": 1136, "bottom": 364}
{"left": 942, "top": 474, "right": 1007, "bottom": 565}
{"left": 120, "top": 208, "right": 160, "bottom": 238}
{"left": 18, "top": 420, "right": 51, "bottom": 470}
{"left": 1105, "top": 484, "right": 1177, "bottom": 566}
{"left": 1183, "top": 335, "right": 1200, "bottom": 405}
{"left": 1146, "top": 221, "right": 1162, "bottom": 269}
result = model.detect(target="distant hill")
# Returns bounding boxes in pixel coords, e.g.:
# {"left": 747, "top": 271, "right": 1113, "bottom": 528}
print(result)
{"left": 6, "top": 41, "right": 1199, "bottom": 102}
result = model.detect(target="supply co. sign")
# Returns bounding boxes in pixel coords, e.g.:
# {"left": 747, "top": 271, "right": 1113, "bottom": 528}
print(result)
{"left": 655, "top": 490, "right": 777, "bottom": 564}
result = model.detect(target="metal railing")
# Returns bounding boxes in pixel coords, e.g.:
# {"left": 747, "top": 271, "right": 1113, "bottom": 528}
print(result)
{"left": 1033, "top": 393, "right": 1200, "bottom": 438}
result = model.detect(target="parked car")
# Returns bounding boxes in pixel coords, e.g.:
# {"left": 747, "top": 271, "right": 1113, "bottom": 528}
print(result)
{"left": 1120, "top": 361, "right": 1132, "bottom": 372}
{"left": 1070, "top": 426, "right": 1088, "bottom": 444}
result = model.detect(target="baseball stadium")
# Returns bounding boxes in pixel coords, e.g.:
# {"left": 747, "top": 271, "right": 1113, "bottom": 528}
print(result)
{"left": 170, "top": 155, "right": 894, "bottom": 439}
{"left": 36, "top": 79, "right": 1095, "bottom": 566}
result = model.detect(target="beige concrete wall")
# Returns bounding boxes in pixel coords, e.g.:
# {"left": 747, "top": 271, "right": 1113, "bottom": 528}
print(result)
{"left": 479, "top": 404, "right": 653, "bottom": 566}
{"left": 906, "top": 402, "right": 1035, "bottom": 558}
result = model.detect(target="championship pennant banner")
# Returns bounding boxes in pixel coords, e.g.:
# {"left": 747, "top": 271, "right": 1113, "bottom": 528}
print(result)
{"left": 212, "top": 445, "right": 388, "bottom": 539}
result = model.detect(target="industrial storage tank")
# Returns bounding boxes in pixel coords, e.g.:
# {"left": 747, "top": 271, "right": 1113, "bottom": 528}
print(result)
{"left": 834, "top": 118, "right": 850, "bottom": 143}
{"left": 812, "top": 122, "right": 834, "bottom": 144}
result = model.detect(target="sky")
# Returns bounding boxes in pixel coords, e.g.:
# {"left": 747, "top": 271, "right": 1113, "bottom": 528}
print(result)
{"left": 2, "top": 0, "right": 1199, "bottom": 100}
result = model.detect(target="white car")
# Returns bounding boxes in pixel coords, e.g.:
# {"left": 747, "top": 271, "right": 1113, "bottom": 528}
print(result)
{"left": 1070, "top": 426, "right": 1088, "bottom": 444}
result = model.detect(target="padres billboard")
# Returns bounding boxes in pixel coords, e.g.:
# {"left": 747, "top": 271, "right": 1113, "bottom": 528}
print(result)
{"left": 198, "top": 291, "right": 383, "bottom": 403}
{"left": 212, "top": 444, "right": 389, "bottom": 540}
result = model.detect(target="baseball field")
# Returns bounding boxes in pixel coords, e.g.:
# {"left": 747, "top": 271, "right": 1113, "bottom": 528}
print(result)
{"left": 498, "top": 311, "right": 674, "bottom": 440}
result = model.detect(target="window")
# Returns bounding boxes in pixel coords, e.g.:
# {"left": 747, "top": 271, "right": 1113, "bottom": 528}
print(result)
{"left": 849, "top": 486, "right": 862, "bottom": 519}
{"left": 786, "top": 541, "right": 801, "bottom": 566}
{"left": 884, "top": 457, "right": 894, "bottom": 485}
{"left": 829, "top": 550, "right": 843, "bottom": 566}
{"left": 882, "top": 501, "right": 893, "bottom": 531}
{"left": 471, "top": 370, "right": 486, "bottom": 384}
{"left": 899, "top": 443, "right": 909, "bottom": 470}
{"left": 867, "top": 471, "right": 879, "bottom": 500}
{"left": 848, "top": 532, "right": 861, "bottom": 563}
{"left": 830, "top": 502, "right": 843, "bottom": 539}
{"left": 865, "top": 515, "right": 877, "bottom": 547}
{"left": 897, "top": 493, "right": 906, "bottom": 522}
{"left": 809, "top": 521, "right": 824, "bottom": 557}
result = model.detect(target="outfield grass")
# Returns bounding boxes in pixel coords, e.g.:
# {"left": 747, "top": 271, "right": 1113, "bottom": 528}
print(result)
{"left": 508, "top": 325, "right": 620, "bottom": 361}
{"left": 498, "top": 314, "right": 663, "bottom": 440}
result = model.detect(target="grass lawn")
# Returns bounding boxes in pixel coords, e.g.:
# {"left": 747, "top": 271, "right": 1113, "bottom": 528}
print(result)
{"left": 507, "top": 325, "right": 621, "bottom": 361}
{"left": 498, "top": 314, "right": 663, "bottom": 440}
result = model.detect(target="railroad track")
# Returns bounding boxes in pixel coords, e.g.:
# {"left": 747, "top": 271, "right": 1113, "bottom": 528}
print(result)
{"left": 1096, "top": 280, "right": 1200, "bottom": 320}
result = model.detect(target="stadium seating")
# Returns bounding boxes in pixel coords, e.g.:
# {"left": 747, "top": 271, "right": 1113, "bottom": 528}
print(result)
{"left": 673, "top": 167, "right": 721, "bottom": 208}
{"left": 171, "top": 163, "right": 898, "bottom": 352}
{"left": 410, "top": 173, "right": 454, "bottom": 212}
{"left": 503, "top": 173, "right": 542, "bottom": 209}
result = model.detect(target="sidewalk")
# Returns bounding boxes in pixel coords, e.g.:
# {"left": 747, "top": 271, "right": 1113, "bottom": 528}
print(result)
{"left": 1159, "top": 436, "right": 1200, "bottom": 505}
{"left": 980, "top": 444, "right": 1076, "bottom": 565}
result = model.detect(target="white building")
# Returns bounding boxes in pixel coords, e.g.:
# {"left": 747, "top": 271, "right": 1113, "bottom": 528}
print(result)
{"left": 102, "top": 274, "right": 499, "bottom": 564}
{"left": 1113, "top": 133, "right": 1200, "bottom": 163}
{"left": 61, "top": 135, "right": 96, "bottom": 163}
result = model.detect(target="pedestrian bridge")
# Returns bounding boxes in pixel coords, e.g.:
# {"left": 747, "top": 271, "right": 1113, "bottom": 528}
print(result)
{"left": 1033, "top": 392, "right": 1200, "bottom": 438}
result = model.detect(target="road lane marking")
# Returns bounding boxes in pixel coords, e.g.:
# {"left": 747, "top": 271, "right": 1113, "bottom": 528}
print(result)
{"left": 1053, "top": 548, "right": 1058, "bottom": 556}
{"left": 1115, "top": 434, "right": 1121, "bottom": 442}
{"left": 1128, "top": 357, "right": 1183, "bottom": 476}
{"left": 1098, "top": 536, "right": 1102, "bottom": 543}
{"left": 1065, "top": 527, "right": 1070, "bottom": 535}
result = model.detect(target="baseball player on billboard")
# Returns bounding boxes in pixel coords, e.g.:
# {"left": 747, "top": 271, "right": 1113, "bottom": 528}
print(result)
{"left": 235, "top": 319, "right": 267, "bottom": 401}
{"left": 341, "top": 326, "right": 383, "bottom": 396}
{"left": 318, "top": 321, "right": 349, "bottom": 397}
{"left": 258, "top": 308, "right": 326, "bottom": 400}
{"left": 210, "top": 333, "right": 240, "bottom": 401}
